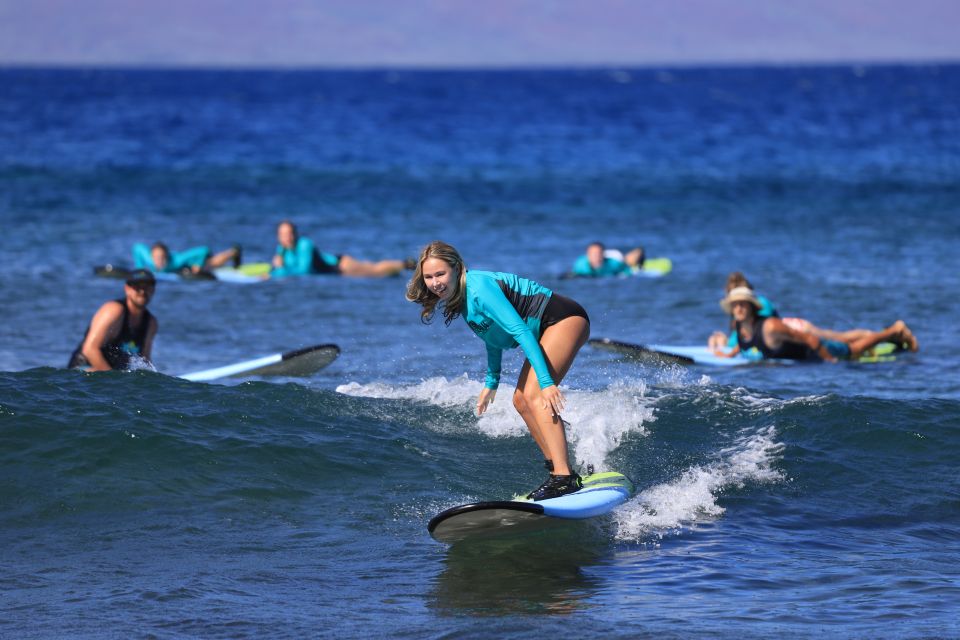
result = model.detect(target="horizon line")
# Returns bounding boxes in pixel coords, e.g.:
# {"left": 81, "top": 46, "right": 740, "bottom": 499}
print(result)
{"left": 2, "top": 58, "right": 959, "bottom": 73}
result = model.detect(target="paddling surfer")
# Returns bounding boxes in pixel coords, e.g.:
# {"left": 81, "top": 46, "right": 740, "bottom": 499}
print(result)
{"left": 708, "top": 272, "right": 918, "bottom": 357}
{"left": 271, "top": 220, "right": 413, "bottom": 278}
{"left": 133, "top": 241, "right": 241, "bottom": 275}
{"left": 569, "top": 241, "right": 645, "bottom": 278}
{"left": 718, "top": 286, "right": 918, "bottom": 362}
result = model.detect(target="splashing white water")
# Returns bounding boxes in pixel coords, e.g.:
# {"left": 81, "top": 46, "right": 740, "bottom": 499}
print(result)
{"left": 337, "top": 374, "right": 479, "bottom": 408}
{"left": 337, "top": 375, "right": 655, "bottom": 469}
{"left": 614, "top": 425, "right": 785, "bottom": 542}
{"left": 126, "top": 355, "right": 157, "bottom": 372}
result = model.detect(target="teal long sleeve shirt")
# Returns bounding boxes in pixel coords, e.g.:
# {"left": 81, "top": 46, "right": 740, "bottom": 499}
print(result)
{"left": 571, "top": 254, "right": 631, "bottom": 277}
{"left": 271, "top": 237, "right": 339, "bottom": 277}
{"left": 133, "top": 243, "right": 211, "bottom": 273}
{"left": 462, "top": 270, "right": 555, "bottom": 390}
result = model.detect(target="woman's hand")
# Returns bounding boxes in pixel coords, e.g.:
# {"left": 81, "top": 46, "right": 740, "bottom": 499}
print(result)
{"left": 540, "top": 385, "right": 565, "bottom": 417}
{"left": 272, "top": 254, "right": 284, "bottom": 268}
{"left": 477, "top": 387, "right": 497, "bottom": 415}
{"left": 708, "top": 331, "right": 727, "bottom": 350}
{"left": 713, "top": 345, "right": 740, "bottom": 358}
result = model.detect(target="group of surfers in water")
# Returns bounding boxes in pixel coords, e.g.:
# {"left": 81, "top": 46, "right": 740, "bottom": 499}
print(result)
{"left": 72, "top": 233, "right": 920, "bottom": 502}
{"left": 132, "top": 220, "right": 412, "bottom": 279}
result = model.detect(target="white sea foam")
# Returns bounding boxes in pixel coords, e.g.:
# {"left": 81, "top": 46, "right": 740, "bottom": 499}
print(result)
{"left": 560, "top": 380, "right": 655, "bottom": 470}
{"left": 337, "top": 374, "right": 480, "bottom": 408}
{"left": 728, "top": 387, "right": 829, "bottom": 412}
{"left": 614, "top": 425, "right": 785, "bottom": 542}
{"left": 337, "top": 375, "right": 655, "bottom": 467}
{"left": 126, "top": 355, "right": 157, "bottom": 372}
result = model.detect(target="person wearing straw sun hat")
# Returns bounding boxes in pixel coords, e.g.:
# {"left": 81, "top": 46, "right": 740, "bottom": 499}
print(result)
{"left": 709, "top": 271, "right": 914, "bottom": 357}
{"left": 68, "top": 269, "right": 159, "bottom": 371}
{"left": 718, "top": 285, "right": 918, "bottom": 362}
{"left": 708, "top": 272, "right": 779, "bottom": 352}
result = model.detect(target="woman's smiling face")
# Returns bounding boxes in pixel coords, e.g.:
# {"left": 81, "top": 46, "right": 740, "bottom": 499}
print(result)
{"left": 421, "top": 257, "right": 456, "bottom": 301}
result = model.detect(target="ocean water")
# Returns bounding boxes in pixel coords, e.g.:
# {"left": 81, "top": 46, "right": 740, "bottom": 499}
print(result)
{"left": 1, "top": 65, "right": 959, "bottom": 638}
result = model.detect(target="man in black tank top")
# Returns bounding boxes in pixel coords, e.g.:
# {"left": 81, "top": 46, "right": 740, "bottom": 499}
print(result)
{"left": 68, "top": 269, "right": 160, "bottom": 371}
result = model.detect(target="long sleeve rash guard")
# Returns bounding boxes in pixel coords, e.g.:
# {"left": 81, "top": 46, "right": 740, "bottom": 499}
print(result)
{"left": 462, "top": 270, "right": 555, "bottom": 390}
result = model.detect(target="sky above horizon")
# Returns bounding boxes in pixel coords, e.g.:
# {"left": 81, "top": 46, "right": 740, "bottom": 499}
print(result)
{"left": 1, "top": 0, "right": 958, "bottom": 68}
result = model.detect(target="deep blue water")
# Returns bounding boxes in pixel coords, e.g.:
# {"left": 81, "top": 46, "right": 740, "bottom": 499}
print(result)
{"left": 1, "top": 66, "right": 959, "bottom": 638}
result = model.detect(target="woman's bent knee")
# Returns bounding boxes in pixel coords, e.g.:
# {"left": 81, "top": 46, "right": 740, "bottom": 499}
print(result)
{"left": 513, "top": 389, "right": 528, "bottom": 414}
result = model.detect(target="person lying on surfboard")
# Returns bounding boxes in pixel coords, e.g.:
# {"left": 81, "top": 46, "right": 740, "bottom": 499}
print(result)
{"left": 68, "top": 269, "right": 159, "bottom": 371}
{"left": 569, "top": 241, "right": 645, "bottom": 278}
{"left": 407, "top": 241, "right": 589, "bottom": 501}
{"left": 133, "top": 241, "right": 241, "bottom": 275}
{"left": 716, "top": 286, "right": 919, "bottom": 362}
{"left": 270, "top": 220, "right": 414, "bottom": 278}
{"left": 708, "top": 272, "right": 893, "bottom": 353}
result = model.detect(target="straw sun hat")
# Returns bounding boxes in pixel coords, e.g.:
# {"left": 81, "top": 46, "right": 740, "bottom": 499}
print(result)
{"left": 720, "top": 286, "right": 761, "bottom": 313}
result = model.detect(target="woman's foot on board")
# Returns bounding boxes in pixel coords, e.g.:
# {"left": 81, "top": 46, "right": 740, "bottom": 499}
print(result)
{"left": 527, "top": 473, "right": 582, "bottom": 501}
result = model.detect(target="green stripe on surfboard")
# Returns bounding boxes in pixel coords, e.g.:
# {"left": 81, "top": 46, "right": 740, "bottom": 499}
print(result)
{"left": 234, "top": 262, "right": 272, "bottom": 276}
{"left": 639, "top": 257, "right": 672, "bottom": 276}
{"left": 512, "top": 471, "right": 633, "bottom": 502}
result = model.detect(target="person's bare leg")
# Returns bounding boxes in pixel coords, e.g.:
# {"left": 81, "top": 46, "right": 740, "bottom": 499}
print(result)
{"left": 338, "top": 255, "right": 405, "bottom": 277}
{"left": 847, "top": 320, "right": 918, "bottom": 358}
{"left": 810, "top": 326, "right": 873, "bottom": 342}
{"left": 623, "top": 247, "right": 645, "bottom": 268}
{"left": 512, "top": 316, "right": 590, "bottom": 476}
{"left": 206, "top": 247, "right": 240, "bottom": 269}
{"left": 513, "top": 390, "right": 550, "bottom": 460}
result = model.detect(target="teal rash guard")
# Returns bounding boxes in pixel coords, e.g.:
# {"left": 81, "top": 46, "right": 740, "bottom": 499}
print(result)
{"left": 271, "top": 237, "right": 339, "bottom": 277}
{"left": 133, "top": 243, "right": 210, "bottom": 273}
{"left": 463, "top": 270, "right": 555, "bottom": 390}
{"left": 571, "top": 254, "right": 631, "bottom": 277}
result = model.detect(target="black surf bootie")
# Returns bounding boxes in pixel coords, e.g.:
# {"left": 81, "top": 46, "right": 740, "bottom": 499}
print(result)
{"left": 527, "top": 473, "right": 583, "bottom": 501}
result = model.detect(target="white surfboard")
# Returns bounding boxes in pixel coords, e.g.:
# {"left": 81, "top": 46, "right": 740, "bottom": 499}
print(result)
{"left": 428, "top": 471, "right": 634, "bottom": 544}
{"left": 178, "top": 344, "right": 340, "bottom": 382}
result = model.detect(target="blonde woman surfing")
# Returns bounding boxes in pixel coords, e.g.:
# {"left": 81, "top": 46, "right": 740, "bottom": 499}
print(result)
{"left": 406, "top": 241, "right": 590, "bottom": 501}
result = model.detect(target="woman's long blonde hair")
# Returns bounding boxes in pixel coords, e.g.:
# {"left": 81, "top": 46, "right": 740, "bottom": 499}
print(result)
{"left": 405, "top": 241, "right": 468, "bottom": 325}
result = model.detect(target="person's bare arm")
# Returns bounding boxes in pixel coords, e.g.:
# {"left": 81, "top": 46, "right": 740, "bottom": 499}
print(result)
{"left": 713, "top": 343, "right": 741, "bottom": 358}
{"left": 80, "top": 302, "right": 124, "bottom": 370}
{"left": 141, "top": 316, "right": 159, "bottom": 363}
